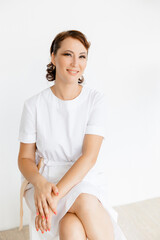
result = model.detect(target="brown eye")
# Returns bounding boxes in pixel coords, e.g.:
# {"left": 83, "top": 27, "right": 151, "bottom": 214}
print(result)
{"left": 63, "top": 53, "right": 71, "bottom": 56}
{"left": 63, "top": 53, "right": 86, "bottom": 59}
{"left": 80, "top": 55, "right": 86, "bottom": 59}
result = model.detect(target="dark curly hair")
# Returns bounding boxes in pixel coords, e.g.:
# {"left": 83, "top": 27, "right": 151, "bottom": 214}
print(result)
{"left": 46, "top": 30, "right": 91, "bottom": 84}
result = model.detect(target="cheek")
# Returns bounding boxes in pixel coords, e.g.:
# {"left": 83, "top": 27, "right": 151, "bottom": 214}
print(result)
{"left": 81, "top": 62, "right": 87, "bottom": 70}
{"left": 57, "top": 58, "right": 68, "bottom": 68}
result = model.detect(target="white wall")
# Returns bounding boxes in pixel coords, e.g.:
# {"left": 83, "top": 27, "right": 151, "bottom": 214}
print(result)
{"left": 0, "top": 0, "right": 160, "bottom": 231}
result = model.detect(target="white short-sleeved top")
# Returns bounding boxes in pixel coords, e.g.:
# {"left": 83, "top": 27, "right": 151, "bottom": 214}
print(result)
{"left": 18, "top": 84, "right": 107, "bottom": 166}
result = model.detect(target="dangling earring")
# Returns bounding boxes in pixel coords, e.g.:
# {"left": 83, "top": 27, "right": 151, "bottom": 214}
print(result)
{"left": 79, "top": 75, "right": 84, "bottom": 81}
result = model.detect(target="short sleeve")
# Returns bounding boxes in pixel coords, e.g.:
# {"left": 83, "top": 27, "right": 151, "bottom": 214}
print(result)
{"left": 85, "top": 92, "right": 107, "bottom": 140}
{"left": 18, "top": 99, "right": 37, "bottom": 143}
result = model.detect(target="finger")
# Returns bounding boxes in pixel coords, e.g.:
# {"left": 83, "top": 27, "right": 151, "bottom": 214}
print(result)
{"left": 52, "top": 184, "right": 59, "bottom": 196}
{"left": 37, "top": 200, "right": 45, "bottom": 220}
{"left": 34, "top": 199, "right": 39, "bottom": 216}
{"left": 38, "top": 216, "right": 44, "bottom": 234}
{"left": 35, "top": 216, "right": 39, "bottom": 232}
{"left": 36, "top": 208, "right": 39, "bottom": 216}
{"left": 47, "top": 197, "right": 57, "bottom": 215}
{"left": 42, "top": 200, "right": 49, "bottom": 222}
{"left": 35, "top": 205, "right": 39, "bottom": 216}
{"left": 41, "top": 218, "right": 47, "bottom": 232}
{"left": 46, "top": 209, "right": 52, "bottom": 231}
{"left": 46, "top": 218, "right": 51, "bottom": 231}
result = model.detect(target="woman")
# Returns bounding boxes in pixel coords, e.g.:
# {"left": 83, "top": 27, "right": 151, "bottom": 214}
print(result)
{"left": 18, "top": 30, "right": 127, "bottom": 240}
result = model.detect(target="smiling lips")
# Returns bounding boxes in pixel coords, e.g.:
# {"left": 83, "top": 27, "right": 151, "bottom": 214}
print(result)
{"left": 67, "top": 69, "right": 79, "bottom": 75}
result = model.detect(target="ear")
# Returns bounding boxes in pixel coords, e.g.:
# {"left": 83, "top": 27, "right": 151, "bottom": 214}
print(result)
{"left": 51, "top": 52, "right": 56, "bottom": 66}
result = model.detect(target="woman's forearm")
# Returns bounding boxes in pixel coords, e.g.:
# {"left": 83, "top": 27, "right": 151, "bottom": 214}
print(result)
{"left": 18, "top": 158, "right": 46, "bottom": 187}
{"left": 56, "top": 155, "right": 95, "bottom": 200}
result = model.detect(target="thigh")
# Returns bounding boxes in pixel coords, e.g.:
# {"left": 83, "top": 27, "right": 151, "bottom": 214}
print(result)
{"left": 59, "top": 212, "right": 87, "bottom": 240}
{"left": 68, "top": 193, "right": 101, "bottom": 214}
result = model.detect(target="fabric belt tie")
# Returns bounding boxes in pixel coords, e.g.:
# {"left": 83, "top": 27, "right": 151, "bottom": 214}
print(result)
{"left": 43, "top": 158, "right": 74, "bottom": 166}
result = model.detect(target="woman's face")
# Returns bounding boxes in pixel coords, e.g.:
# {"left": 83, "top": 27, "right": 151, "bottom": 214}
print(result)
{"left": 51, "top": 37, "right": 88, "bottom": 84}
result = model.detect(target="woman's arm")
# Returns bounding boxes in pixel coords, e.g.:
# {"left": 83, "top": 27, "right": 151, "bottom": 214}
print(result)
{"left": 56, "top": 134, "right": 104, "bottom": 200}
{"left": 18, "top": 143, "right": 59, "bottom": 218}
{"left": 18, "top": 143, "right": 48, "bottom": 187}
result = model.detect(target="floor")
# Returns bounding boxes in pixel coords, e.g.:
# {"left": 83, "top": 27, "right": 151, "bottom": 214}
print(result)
{"left": 0, "top": 197, "right": 160, "bottom": 240}
{"left": 114, "top": 197, "right": 160, "bottom": 240}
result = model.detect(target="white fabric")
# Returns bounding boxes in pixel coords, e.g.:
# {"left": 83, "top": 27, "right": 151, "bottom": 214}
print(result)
{"left": 18, "top": 84, "right": 127, "bottom": 240}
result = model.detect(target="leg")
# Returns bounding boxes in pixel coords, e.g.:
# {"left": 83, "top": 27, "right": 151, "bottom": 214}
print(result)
{"left": 59, "top": 212, "right": 87, "bottom": 240}
{"left": 68, "top": 193, "right": 114, "bottom": 240}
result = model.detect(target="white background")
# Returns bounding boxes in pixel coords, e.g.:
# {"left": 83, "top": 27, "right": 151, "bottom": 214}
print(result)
{"left": 0, "top": 0, "right": 160, "bottom": 231}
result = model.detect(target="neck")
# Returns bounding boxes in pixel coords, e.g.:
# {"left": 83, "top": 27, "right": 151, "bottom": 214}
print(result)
{"left": 51, "top": 82, "right": 82, "bottom": 100}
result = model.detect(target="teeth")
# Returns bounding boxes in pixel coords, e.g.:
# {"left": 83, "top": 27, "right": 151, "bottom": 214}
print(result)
{"left": 67, "top": 70, "right": 78, "bottom": 73}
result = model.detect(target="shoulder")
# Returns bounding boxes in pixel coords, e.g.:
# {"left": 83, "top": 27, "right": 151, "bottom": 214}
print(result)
{"left": 24, "top": 87, "right": 49, "bottom": 106}
{"left": 23, "top": 87, "right": 50, "bottom": 111}
{"left": 85, "top": 85, "right": 106, "bottom": 103}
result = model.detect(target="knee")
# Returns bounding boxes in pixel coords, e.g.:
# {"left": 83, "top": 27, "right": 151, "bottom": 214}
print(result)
{"left": 75, "top": 193, "right": 101, "bottom": 213}
{"left": 59, "top": 213, "right": 82, "bottom": 237}
{"left": 59, "top": 214, "right": 71, "bottom": 235}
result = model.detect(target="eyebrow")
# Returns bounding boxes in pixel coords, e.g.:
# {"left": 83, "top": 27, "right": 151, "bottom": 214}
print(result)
{"left": 63, "top": 50, "right": 87, "bottom": 55}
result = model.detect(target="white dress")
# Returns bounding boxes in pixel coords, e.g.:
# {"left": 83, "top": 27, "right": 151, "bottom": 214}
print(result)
{"left": 18, "top": 83, "right": 127, "bottom": 240}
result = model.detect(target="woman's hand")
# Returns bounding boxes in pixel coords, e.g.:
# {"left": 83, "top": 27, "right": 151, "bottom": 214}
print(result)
{"left": 34, "top": 178, "right": 59, "bottom": 221}
{"left": 35, "top": 191, "right": 59, "bottom": 233}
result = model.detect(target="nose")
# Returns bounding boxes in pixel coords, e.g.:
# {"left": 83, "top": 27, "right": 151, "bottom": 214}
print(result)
{"left": 71, "top": 56, "right": 79, "bottom": 67}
